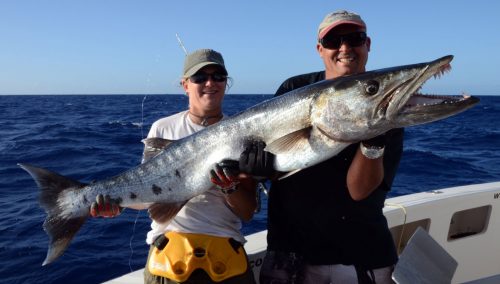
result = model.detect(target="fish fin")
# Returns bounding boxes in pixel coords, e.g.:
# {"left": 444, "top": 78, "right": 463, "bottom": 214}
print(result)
{"left": 42, "top": 213, "right": 87, "bottom": 265}
{"left": 148, "top": 201, "right": 187, "bottom": 224}
{"left": 277, "top": 169, "right": 303, "bottom": 180}
{"left": 18, "top": 163, "right": 88, "bottom": 265}
{"left": 141, "top": 138, "right": 175, "bottom": 162}
{"left": 266, "top": 127, "right": 311, "bottom": 155}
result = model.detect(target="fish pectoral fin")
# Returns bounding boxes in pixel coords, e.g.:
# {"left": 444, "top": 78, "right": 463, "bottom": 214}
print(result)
{"left": 141, "top": 138, "right": 175, "bottom": 162}
{"left": 277, "top": 169, "right": 303, "bottom": 180}
{"left": 147, "top": 201, "right": 187, "bottom": 224}
{"left": 266, "top": 127, "right": 311, "bottom": 155}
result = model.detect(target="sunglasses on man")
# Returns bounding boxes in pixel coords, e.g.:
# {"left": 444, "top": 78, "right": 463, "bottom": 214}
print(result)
{"left": 320, "top": 31, "right": 367, "bottom": 50}
{"left": 189, "top": 72, "right": 228, "bottom": 84}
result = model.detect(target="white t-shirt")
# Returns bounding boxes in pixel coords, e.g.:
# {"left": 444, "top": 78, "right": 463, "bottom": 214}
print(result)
{"left": 144, "top": 110, "right": 245, "bottom": 244}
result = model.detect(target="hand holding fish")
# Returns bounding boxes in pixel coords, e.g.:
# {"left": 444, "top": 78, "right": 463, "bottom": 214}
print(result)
{"left": 210, "top": 141, "right": 276, "bottom": 194}
{"left": 239, "top": 141, "right": 275, "bottom": 179}
{"left": 90, "top": 194, "right": 123, "bottom": 218}
{"left": 210, "top": 160, "right": 241, "bottom": 194}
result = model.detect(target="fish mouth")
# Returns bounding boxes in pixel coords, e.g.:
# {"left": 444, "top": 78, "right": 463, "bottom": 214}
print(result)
{"left": 400, "top": 93, "right": 477, "bottom": 115}
{"left": 382, "top": 55, "right": 480, "bottom": 124}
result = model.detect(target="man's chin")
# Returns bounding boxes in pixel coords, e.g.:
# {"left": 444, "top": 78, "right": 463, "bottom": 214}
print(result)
{"left": 335, "top": 64, "right": 361, "bottom": 76}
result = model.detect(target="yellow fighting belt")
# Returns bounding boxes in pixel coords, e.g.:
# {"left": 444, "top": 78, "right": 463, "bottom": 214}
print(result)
{"left": 148, "top": 232, "right": 248, "bottom": 282}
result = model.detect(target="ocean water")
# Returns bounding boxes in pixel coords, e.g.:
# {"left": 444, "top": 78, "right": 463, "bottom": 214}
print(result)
{"left": 1, "top": 94, "right": 499, "bottom": 284}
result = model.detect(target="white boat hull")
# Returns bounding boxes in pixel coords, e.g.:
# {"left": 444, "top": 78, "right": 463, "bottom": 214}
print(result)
{"left": 106, "top": 182, "right": 500, "bottom": 284}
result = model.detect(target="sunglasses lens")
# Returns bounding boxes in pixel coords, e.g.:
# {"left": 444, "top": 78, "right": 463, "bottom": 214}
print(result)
{"left": 346, "top": 32, "right": 366, "bottom": 46}
{"left": 321, "top": 32, "right": 366, "bottom": 49}
{"left": 211, "top": 74, "right": 227, "bottom": 82}
{"left": 190, "top": 74, "right": 208, "bottom": 84}
{"left": 189, "top": 73, "right": 227, "bottom": 84}
{"left": 322, "top": 37, "right": 342, "bottom": 49}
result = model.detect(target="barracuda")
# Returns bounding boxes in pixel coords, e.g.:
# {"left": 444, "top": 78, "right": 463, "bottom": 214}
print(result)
{"left": 19, "top": 55, "right": 479, "bottom": 265}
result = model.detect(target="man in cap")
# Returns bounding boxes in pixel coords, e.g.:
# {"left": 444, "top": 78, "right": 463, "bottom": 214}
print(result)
{"left": 260, "top": 10, "right": 404, "bottom": 284}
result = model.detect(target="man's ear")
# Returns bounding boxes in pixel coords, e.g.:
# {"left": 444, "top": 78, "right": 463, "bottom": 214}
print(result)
{"left": 316, "top": 43, "right": 324, "bottom": 58}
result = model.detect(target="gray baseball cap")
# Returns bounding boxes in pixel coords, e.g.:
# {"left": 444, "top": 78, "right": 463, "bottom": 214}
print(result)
{"left": 183, "top": 49, "right": 227, "bottom": 78}
{"left": 318, "top": 10, "right": 366, "bottom": 40}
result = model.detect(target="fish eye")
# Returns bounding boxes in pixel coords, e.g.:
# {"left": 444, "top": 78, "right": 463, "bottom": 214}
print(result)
{"left": 365, "top": 80, "right": 379, "bottom": 96}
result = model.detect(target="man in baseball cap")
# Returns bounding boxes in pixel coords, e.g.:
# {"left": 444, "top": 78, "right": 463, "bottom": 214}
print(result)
{"left": 316, "top": 9, "right": 371, "bottom": 79}
{"left": 260, "top": 10, "right": 402, "bottom": 284}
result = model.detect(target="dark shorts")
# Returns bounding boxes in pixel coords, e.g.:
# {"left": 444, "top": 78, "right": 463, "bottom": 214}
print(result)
{"left": 259, "top": 251, "right": 394, "bottom": 284}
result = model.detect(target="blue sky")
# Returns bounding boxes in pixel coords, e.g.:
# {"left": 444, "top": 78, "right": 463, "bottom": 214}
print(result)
{"left": 1, "top": 0, "right": 499, "bottom": 95}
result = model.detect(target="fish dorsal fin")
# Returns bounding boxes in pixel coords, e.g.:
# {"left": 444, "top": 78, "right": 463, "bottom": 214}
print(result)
{"left": 147, "top": 200, "right": 187, "bottom": 224}
{"left": 266, "top": 127, "right": 311, "bottom": 155}
{"left": 141, "top": 138, "right": 175, "bottom": 162}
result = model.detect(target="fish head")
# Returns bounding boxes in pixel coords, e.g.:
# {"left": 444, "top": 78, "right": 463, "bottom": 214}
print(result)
{"left": 311, "top": 55, "right": 480, "bottom": 142}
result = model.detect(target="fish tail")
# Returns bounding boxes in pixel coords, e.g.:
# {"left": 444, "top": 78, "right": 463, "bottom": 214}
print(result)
{"left": 18, "top": 163, "right": 88, "bottom": 265}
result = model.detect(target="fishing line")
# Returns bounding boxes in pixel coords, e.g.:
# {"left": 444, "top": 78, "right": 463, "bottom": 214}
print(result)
{"left": 127, "top": 95, "right": 149, "bottom": 271}
{"left": 141, "top": 95, "right": 148, "bottom": 138}
{"left": 128, "top": 209, "right": 141, "bottom": 272}
{"left": 127, "top": 34, "right": 188, "bottom": 271}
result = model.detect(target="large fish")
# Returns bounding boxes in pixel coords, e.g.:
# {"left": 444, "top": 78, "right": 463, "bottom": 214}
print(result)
{"left": 20, "top": 55, "right": 479, "bottom": 265}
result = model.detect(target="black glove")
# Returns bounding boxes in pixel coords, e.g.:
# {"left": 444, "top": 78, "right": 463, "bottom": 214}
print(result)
{"left": 362, "top": 132, "right": 386, "bottom": 148}
{"left": 239, "top": 141, "right": 275, "bottom": 178}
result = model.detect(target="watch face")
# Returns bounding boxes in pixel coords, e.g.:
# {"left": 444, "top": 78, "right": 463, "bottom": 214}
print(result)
{"left": 360, "top": 143, "right": 385, "bottom": 159}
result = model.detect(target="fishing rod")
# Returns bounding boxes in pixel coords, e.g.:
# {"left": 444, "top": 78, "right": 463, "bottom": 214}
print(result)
{"left": 175, "top": 33, "right": 188, "bottom": 55}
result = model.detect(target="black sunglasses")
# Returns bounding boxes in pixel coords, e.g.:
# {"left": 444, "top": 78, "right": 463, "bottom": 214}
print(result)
{"left": 320, "top": 31, "right": 367, "bottom": 50}
{"left": 189, "top": 72, "right": 227, "bottom": 84}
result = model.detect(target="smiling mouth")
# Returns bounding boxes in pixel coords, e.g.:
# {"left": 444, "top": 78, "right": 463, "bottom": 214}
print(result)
{"left": 337, "top": 56, "right": 355, "bottom": 63}
{"left": 202, "top": 90, "right": 218, "bottom": 95}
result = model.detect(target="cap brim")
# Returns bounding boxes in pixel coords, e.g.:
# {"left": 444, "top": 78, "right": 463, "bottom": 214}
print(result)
{"left": 184, "top": 62, "right": 227, "bottom": 77}
{"left": 318, "top": 20, "right": 366, "bottom": 39}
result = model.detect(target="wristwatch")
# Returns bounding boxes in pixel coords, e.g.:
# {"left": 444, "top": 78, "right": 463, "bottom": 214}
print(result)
{"left": 220, "top": 184, "right": 238, "bottom": 195}
{"left": 360, "top": 142, "right": 385, "bottom": 159}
